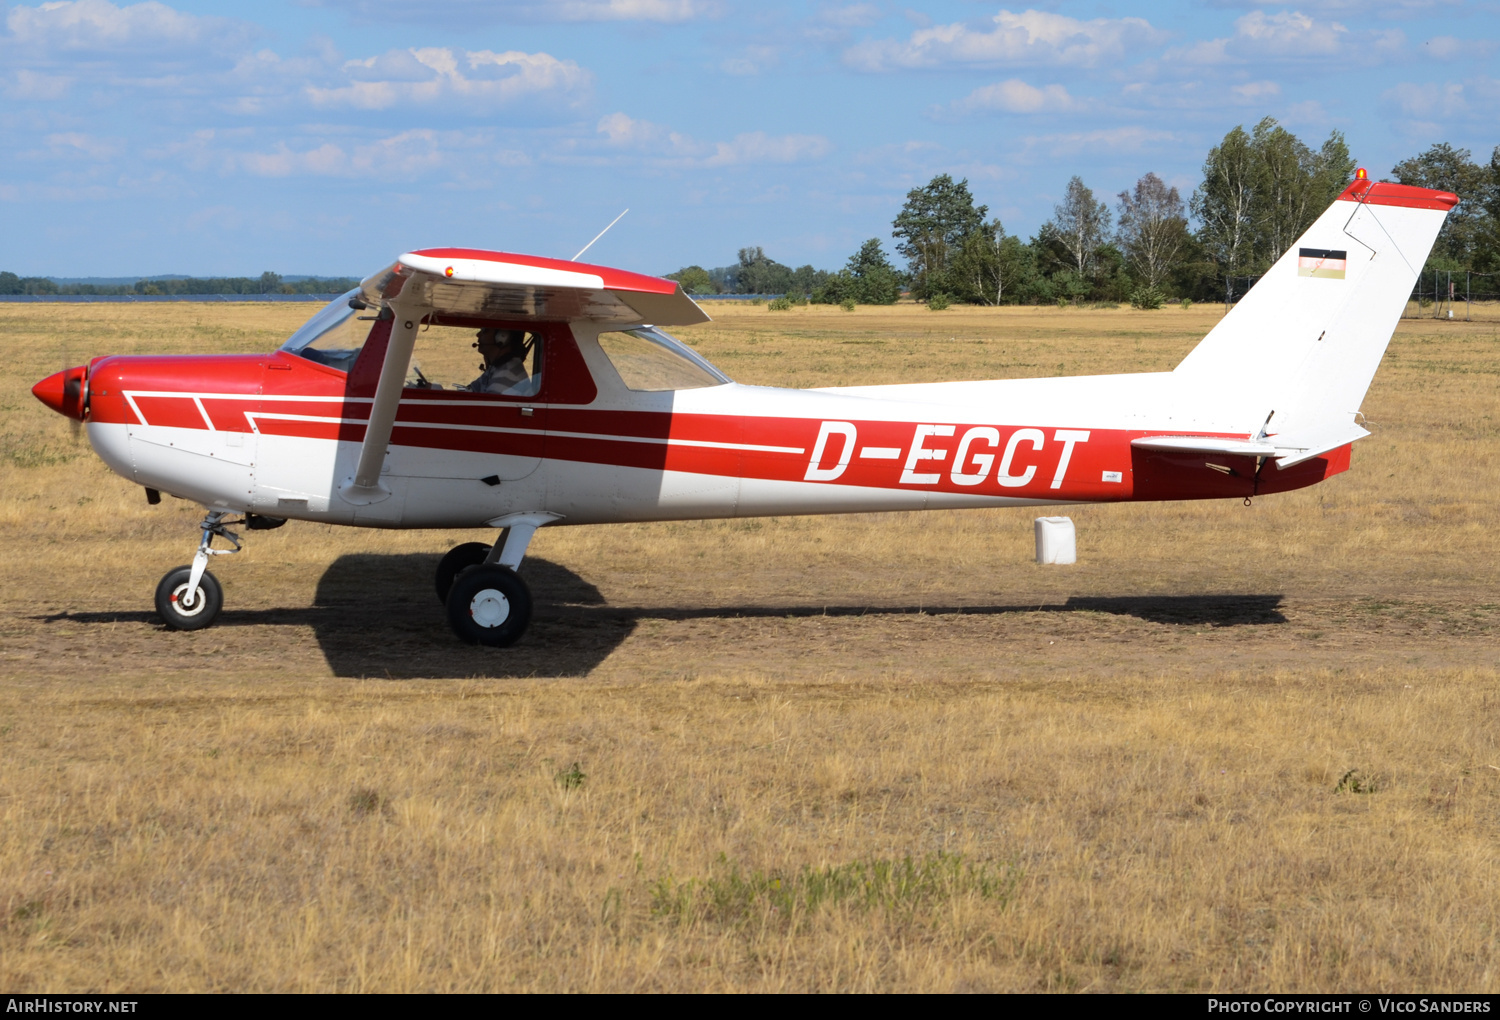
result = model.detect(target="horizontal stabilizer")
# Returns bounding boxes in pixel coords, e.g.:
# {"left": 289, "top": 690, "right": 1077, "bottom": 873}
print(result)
{"left": 1270, "top": 422, "right": 1370, "bottom": 469}
{"left": 1132, "top": 436, "right": 1279, "bottom": 457}
{"left": 1132, "top": 422, "right": 1370, "bottom": 469}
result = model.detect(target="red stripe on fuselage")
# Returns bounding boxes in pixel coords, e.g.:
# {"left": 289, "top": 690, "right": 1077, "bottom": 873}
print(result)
{"left": 90, "top": 352, "right": 1348, "bottom": 503}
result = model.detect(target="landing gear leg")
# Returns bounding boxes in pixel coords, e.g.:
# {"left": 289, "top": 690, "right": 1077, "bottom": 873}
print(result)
{"left": 444, "top": 512, "right": 561, "bottom": 647}
{"left": 155, "top": 511, "right": 242, "bottom": 631}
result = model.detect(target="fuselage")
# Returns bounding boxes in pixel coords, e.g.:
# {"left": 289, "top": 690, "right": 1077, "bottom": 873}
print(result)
{"left": 77, "top": 318, "right": 1347, "bottom": 530}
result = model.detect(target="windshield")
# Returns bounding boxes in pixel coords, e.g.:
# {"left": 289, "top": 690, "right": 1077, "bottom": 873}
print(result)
{"left": 597, "top": 326, "right": 730, "bottom": 391}
{"left": 280, "top": 288, "right": 374, "bottom": 373}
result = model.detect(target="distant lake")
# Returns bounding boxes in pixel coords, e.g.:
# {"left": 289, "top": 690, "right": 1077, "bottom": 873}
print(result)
{"left": 0, "top": 293, "right": 344, "bottom": 303}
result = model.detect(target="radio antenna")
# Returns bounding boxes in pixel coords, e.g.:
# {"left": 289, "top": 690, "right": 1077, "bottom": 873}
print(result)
{"left": 572, "top": 208, "right": 629, "bottom": 261}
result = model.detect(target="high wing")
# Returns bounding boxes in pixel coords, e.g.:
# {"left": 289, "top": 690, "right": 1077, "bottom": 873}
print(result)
{"left": 359, "top": 248, "right": 709, "bottom": 327}
{"left": 343, "top": 249, "right": 707, "bottom": 506}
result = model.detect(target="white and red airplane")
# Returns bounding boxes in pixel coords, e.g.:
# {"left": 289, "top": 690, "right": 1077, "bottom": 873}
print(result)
{"left": 32, "top": 172, "right": 1456, "bottom": 646}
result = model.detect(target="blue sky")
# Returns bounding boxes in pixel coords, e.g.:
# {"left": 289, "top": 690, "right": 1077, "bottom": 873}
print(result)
{"left": 2, "top": 0, "right": 1497, "bottom": 278}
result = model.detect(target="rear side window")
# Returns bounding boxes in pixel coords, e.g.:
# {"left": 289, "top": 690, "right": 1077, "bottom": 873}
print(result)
{"left": 597, "top": 327, "right": 729, "bottom": 391}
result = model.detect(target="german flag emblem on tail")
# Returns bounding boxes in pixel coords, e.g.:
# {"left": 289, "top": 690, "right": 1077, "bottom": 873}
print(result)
{"left": 1298, "top": 248, "right": 1347, "bottom": 279}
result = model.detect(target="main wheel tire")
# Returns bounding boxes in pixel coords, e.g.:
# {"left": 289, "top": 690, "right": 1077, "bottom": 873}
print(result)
{"left": 446, "top": 565, "right": 532, "bottom": 647}
{"left": 154, "top": 565, "right": 224, "bottom": 631}
{"left": 435, "top": 542, "right": 492, "bottom": 604}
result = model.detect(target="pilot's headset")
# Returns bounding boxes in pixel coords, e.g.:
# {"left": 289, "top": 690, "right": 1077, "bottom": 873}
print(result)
{"left": 473, "top": 328, "right": 530, "bottom": 359}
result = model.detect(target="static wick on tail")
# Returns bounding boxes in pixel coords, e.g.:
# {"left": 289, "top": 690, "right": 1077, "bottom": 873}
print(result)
{"left": 571, "top": 209, "right": 629, "bottom": 262}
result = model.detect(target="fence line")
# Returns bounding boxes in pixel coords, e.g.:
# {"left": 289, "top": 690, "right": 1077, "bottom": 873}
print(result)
{"left": 1404, "top": 270, "right": 1498, "bottom": 321}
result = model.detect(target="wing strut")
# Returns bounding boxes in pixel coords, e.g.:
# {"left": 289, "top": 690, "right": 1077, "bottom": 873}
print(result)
{"left": 339, "top": 288, "right": 429, "bottom": 505}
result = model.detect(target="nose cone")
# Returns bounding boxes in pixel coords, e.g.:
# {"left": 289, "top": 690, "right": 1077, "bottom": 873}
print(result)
{"left": 33, "top": 365, "right": 88, "bottom": 420}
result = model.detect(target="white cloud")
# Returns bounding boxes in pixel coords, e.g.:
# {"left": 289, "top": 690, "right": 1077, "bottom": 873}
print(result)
{"left": 817, "top": 4, "right": 883, "bottom": 29}
{"left": 239, "top": 130, "right": 448, "bottom": 179}
{"left": 42, "top": 132, "right": 118, "bottom": 159}
{"left": 721, "top": 45, "right": 781, "bottom": 76}
{"left": 844, "top": 8, "right": 1165, "bottom": 71}
{"left": 1022, "top": 126, "right": 1176, "bottom": 159}
{"left": 4, "top": 69, "right": 74, "bottom": 99}
{"left": 551, "top": 0, "right": 708, "bottom": 20}
{"left": 1166, "top": 11, "right": 1403, "bottom": 66}
{"left": 1233, "top": 0, "right": 1454, "bottom": 14}
{"left": 306, "top": 48, "right": 591, "bottom": 110}
{"left": 306, "top": 0, "right": 713, "bottom": 24}
{"left": 593, "top": 116, "right": 830, "bottom": 167}
{"left": 1381, "top": 80, "right": 1474, "bottom": 117}
{"left": 594, "top": 112, "right": 695, "bottom": 153}
{"left": 1230, "top": 80, "right": 1281, "bottom": 102}
{"left": 4, "top": 0, "right": 253, "bottom": 54}
{"left": 1422, "top": 36, "right": 1497, "bottom": 61}
{"left": 597, "top": 113, "right": 655, "bottom": 146}
{"left": 704, "top": 132, "right": 831, "bottom": 167}
{"left": 950, "top": 79, "right": 1079, "bottom": 115}
{"left": 1280, "top": 99, "right": 1330, "bottom": 124}
{"left": 802, "top": 3, "right": 885, "bottom": 43}
{"left": 1235, "top": 10, "right": 1346, "bottom": 55}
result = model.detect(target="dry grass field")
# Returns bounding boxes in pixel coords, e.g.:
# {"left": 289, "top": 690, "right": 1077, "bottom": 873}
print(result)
{"left": 1, "top": 299, "right": 1498, "bottom": 992}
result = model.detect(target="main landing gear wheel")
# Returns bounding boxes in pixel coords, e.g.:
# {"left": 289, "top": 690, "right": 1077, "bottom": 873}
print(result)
{"left": 435, "top": 542, "right": 492, "bottom": 604}
{"left": 446, "top": 565, "right": 532, "bottom": 647}
{"left": 155, "top": 566, "right": 224, "bottom": 631}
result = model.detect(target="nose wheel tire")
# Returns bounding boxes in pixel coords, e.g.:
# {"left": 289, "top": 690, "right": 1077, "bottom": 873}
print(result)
{"left": 155, "top": 566, "right": 224, "bottom": 631}
{"left": 435, "top": 542, "right": 493, "bottom": 604}
{"left": 446, "top": 565, "right": 532, "bottom": 647}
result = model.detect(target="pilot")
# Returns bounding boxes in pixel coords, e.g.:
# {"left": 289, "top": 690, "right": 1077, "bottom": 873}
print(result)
{"left": 468, "top": 328, "right": 533, "bottom": 395}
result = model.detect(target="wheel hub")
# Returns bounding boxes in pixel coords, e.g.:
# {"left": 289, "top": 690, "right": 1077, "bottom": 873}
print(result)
{"left": 172, "top": 584, "right": 206, "bottom": 615}
{"left": 469, "top": 589, "right": 511, "bottom": 628}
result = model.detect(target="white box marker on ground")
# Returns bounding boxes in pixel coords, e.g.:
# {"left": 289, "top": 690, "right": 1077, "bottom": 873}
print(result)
{"left": 1034, "top": 516, "right": 1076, "bottom": 565}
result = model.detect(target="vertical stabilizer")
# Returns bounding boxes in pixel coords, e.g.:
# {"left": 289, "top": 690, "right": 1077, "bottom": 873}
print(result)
{"left": 1172, "top": 178, "right": 1457, "bottom": 457}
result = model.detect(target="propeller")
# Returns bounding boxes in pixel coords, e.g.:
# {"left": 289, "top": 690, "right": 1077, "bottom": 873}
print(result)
{"left": 61, "top": 353, "right": 83, "bottom": 440}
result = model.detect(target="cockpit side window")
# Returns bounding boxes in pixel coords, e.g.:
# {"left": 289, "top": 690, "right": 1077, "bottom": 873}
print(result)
{"left": 280, "top": 289, "right": 376, "bottom": 374}
{"left": 597, "top": 327, "right": 730, "bottom": 391}
{"left": 405, "top": 324, "right": 542, "bottom": 397}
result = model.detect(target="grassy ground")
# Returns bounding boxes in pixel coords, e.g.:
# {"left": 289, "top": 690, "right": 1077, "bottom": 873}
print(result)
{"left": 1, "top": 300, "right": 1498, "bottom": 992}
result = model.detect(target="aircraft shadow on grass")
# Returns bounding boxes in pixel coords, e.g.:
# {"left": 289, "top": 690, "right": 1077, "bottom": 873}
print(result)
{"left": 38, "top": 552, "right": 1287, "bottom": 680}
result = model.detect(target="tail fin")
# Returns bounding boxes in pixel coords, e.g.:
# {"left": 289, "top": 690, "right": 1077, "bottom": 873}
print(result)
{"left": 1173, "top": 177, "right": 1457, "bottom": 463}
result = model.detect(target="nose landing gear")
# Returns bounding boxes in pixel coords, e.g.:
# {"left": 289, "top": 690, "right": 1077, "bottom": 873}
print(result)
{"left": 155, "top": 511, "right": 242, "bottom": 631}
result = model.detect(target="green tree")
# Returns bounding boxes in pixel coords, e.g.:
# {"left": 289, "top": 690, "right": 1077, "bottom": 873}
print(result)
{"left": 1046, "top": 176, "right": 1112, "bottom": 286}
{"left": 1192, "top": 125, "right": 1257, "bottom": 285}
{"left": 844, "top": 238, "right": 902, "bottom": 304}
{"left": 1484, "top": 146, "right": 1500, "bottom": 273}
{"left": 667, "top": 265, "right": 717, "bottom": 294}
{"left": 258, "top": 271, "right": 282, "bottom": 294}
{"left": 1251, "top": 118, "right": 1354, "bottom": 267}
{"left": 0, "top": 271, "right": 20, "bottom": 295}
{"left": 734, "top": 247, "right": 794, "bottom": 294}
{"left": 946, "top": 220, "right": 1019, "bottom": 305}
{"left": 789, "top": 264, "right": 830, "bottom": 298}
{"left": 1116, "top": 172, "right": 1189, "bottom": 292}
{"left": 891, "top": 174, "right": 987, "bottom": 299}
{"left": 1192, "top": 118, "right": 1356, "bottom": 291}
{"left": 1390, "top": 143, "right": 1490, "bottom": 271}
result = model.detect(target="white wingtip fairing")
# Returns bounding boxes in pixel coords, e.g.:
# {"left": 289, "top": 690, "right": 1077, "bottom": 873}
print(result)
{"left": 1171, "top": 183, "right": 1455, "bottom": 455}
